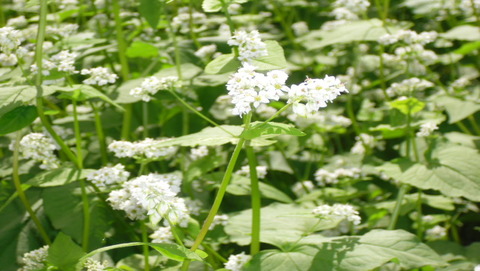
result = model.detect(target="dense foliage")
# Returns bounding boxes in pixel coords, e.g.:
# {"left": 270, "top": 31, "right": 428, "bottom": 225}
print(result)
{"left": 0, "top": 0, "right": 479, "bottom": 270}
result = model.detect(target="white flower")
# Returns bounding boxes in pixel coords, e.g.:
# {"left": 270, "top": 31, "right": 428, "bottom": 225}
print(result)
{"left": 108, "top": 138, "right": 177, "bottom": 160}
{"left": 150, "top": 226, "right": 174, "bottom": 243}
{"left": 129, "top": 76, "right": 179, "bottom": 101}
{"left": 314, "top": 167, "right": 361, "bottom": 186}
{"left": 7, "top": 16, "right": 28, "bottom": 28}
{"left": 11, "top": 133, "right": 60, "bottom": 170}
{"left": 292, "top": 21, "right": 309, "bottom": 36}
{"left": 81, "top": 67, "right": 118, "bottom": 85}
{"left": 0, "top": 26, "right": 21, "bottom": 53}
{"left": 237, "top": 165, "right": 268, "bottom": 179}
{"left": 83, "top": 258, "right": 108, "bottom": 271}
{"left": 18, "top": 246, "right": 49, "bottom": 271}
{"left": 224, "top": 252, "right": 251, "bottom": 271}
{"left": 475, "top": 264, "right": 480, "bottom": 271}
{"left": 86, "top": 164, "right": 130, "bottom": 187}
{"left": 51, "top": 50, "right": 77, "bottom": 73}
{"left": 292, "top": 180, "right": 315, "bottom": 197}
{"left": 312, "top": 203, "right": 361, "bottom": 225}
{"left": 228, "top": 30, "right": 268, "bottom": 63}
{"left": 189, "top": 145, "right": 209, "bottom": 160}
{"left": 386, "top": 78, "right": 434, "bottom": 97}
{"left": 425, "top": 225, "right": 447, "bottom": 240}
{"left": 0, "top": 53, "right": 17, "bottom": 66}
{"left": 417, "top": 121, "right": 438, "bottom": 137}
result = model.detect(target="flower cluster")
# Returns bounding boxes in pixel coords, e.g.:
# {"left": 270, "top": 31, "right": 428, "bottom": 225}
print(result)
{"left": 331, "top": 0, "right": 370, "bottom": 20}
{"left": 194, "top": 44, "right": 217, "bottom": 58}
{"left": 236, "top": 165, "right": 268, "bottom": 179}
{"left": 189, "top": 145, "right": 209, "bottom": 160}
{"left": 292, "top": 180, "right": 315, "bottom": 197}
{"left": 81, "top": 67, "right": 118, "bottom": 86}
{"left": 108, "top": 138, "right": 177, "bottom": 160}
{"left": 18, "top": 246, "right": 49, "bottom": 271}
{"left": 130, "top": 76, "right": 179, "bottom": 102}
{"left": 51, "top": 50, "right": 78, "bottom": 73}
{"left": 228, "top": 30, "right": 268, "bottom": 63}
{"left": 417, "top": 121, "right": 438, "bottom": 137}
{"left": 108, "top": 173, "right": 190, "bottom": 226}
{"left": 226, "top": 63, "right": 289, "bottom": 116}
{"left": 312, "top": 203, "right": 361, "bottom": 225}
{"left": 288, "top": 76, "right": 348, "bottom": 116}
{"left": 379, "top": 30, "right": 438, "bottom": 46}
{"left": 386, "top": 77, "right": 434, "bottom": 97}
{"left": 11, "top": 133, "right": 60, "bottom": 170}
{"left": 224, "top": 252, "right": 251, "bottom": 271}
{"left": 0, "top": 26, "right": 21, "bottom": 53}
{"left": 425, "top": 225, "right": 447, "bottom": 241}
{"left": 314, "top": 167, "right": 362, "bottom": 186}
{"left": 351, "top": 133, "right": 380, "bottom": 155}
{"left": 172, "top": 7, "right": 208, "bottom": 34}
{"left": 86, "top": 164, "right": 130, "bottom": 187}
{"left": 150, "top": 226, "right": 174, "bottom": 243}
{"left": 83, "top": 258, "right": 109, "bottom": 271}
{"left": 291, "top": 21, "right": 309, "bottom": 36}
{"left": 288, "top": 111, "right": 351, "bottom": 130}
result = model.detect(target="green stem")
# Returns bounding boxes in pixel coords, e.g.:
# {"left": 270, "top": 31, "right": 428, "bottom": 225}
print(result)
{"left": 388, "top": 184, "right": 409, "bottom": 230}
{"left": 142, "top": 103, "right": 149, "bottom": 138}
{"left": 12, "top": 132, "right": 52, "bottom": 245}
{"left": 468, "top": 115, "right": 480, "bottom": 135}
{"left": 456, "top": 121, "right": 473, "bottom": 135}
{"left": 416, "top": 192, "right": 424, "bottom": 239}
{"left": 264, "top": 103, "right": 292, "bottom": 123}
{"left": 246, "top": 144, "right": 261, "bottom": 255}
{"left": 121, "top": 104, "right": 133, "bottom": 140}
{"left": 141, "top": 222, "right": 150, "bottom": 271}
{"left": 182, "top": 114, "right": 252, "bottom": 271}
{"left": 73, "top": 101, "right": 91, "bottom": 252}
{"left": 90, "top": 102, "right": 108, "bottom": 165}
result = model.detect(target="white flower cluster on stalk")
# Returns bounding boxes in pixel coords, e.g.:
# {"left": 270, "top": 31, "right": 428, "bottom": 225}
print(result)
{"left": 386, "top": 77, "right": 434, "bottom": 97}
{"left": 226, "top": 63, "right": 289, "bottom": 116}
{"left": 425, "top": 225, "right": 447, "bottom": 240}
{"left": 291, "top": 21, "right": 309, "bottom": 36}
{"left": 108, "top": 138, "right": 177, "bottom": 160}
{"left": 194, "top": 44, "right": 217, "bottom": 58}
{"left": 46, "top": 23, "right": 79, "bottom": 37}
{"left": 314, "top": 167, "right": 362, "bottom": 186}
{"left": 292, "top": 180, "right": 315, "bottom": 197}
{"left": 0, "top": 26, "right": 21, "bottom": 53}
{"left": 150, "top": 226, "right": 174, "bottom": 243}
{"left": 351, "top": 133, "right": 381, "bottom": 155}
{"left": 417, "top": 121, "right": 438, "bottom": 137}
{"left": 10, "top": 133, "right": 60, "bottom": 170}
{"left": 288, "top": 76, "right": 349, "bottom": 116}
{"left": 236, "top": 165, "right": 268, "bottom": 179}
{"left": 312, "top": 203, "right": 361, "bottom": 225}
{"left": 209, "top": 214, "right": 229, "bottom": 230}
{"left": 460, "top": 0, "right": 480, "bottom": 16}
{"left": 108, "top": 173, "right": 190, "bottom": 226}
{"left": 130, "top": 76, "right": 179, "bottom": 102}
{"left": 172, "top": 7, "right": 208, "bottom": 34}
{"left": 288, "top": 111, "right": 351, "bottom": 130}
{"left": 189, "top": 145, "right": 209, "bottom": 160}
{"left": 86, "top": 164, "right": 130, "bottom": 187}
{"left": 331, "top": 0, "right": 370, "bottom": 20}
{"left": 81, "top": 67, "right": 118, "bottom": 86}
{"left": 83, "top": 258, "right": 109, "bottom": 271}
{"left": 228, "top": 30, "right": 268, "bottom": 63}
{"left": 224, "top": 252, "right": 251, "bottom": 271}
{"left": 379, "top": 30, "right": 438, "bottom": 46}
{"left": 18, "top": 245, "right": 49, "bottom": 271}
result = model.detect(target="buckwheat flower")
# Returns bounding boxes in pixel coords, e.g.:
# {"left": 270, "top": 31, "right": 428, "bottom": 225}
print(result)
{"left": 292, "top": 180, "right": 315, "bottom": 197}
{"left": 0, "top": 53, "right": 17, "bottom": 66}
{"left": 137, "top": 138, "right": 178, "bottom": 160}
{"left": 228, "top": 30, "right": 268, "bottom": 63}
{"left": 83, "top": 258, "right": 108, "bottom": 271}
{"left": 59, "top": 0, "right": 79, "bottom": 9}
{"left": 18, "top": 245, "right": 49, "bottom": 271}
{"left": 81, "top": 67, "right": 118, "bottom": 86}
{"left": 475, "top": 264, "right": 480, "bottom": 271}
{"left": 312, "top": 203, "right": 361, "bottom": 225}
{"left": 86, "top": 164, "right": 130, "bottom": 187}
{"left": 425, "top": 225, "right": 447, "bottom": 240}
{"left": 172, "top": 7, "right": 207, "bottom": 34}
{"left": 292, "top": 21, "right": 309, "bottom": 36}
{"left": 378, "top": 34, "right": 398, "bottom": 45}
{"left": 228, "top": 3, "right": 242, "bottom": 14}
{"left": 194, "top": 44, "right": 217, "bottom": 58}
{"left": 108, "top": 140, "right": 137, "bottom": 158}
{"left": 209, "top": 214, "right": 229, "bottom": 230}
{"left": 189, "top": 145, "right": 209, "bottom": 160}
{"left": 288, "top": 76, "right": 348, "bottom": 116}
{"left": 0, "top": 26, "right": 21, "bottom": 53}
{"left": 11, "top": 133, "right": 60, "bottom": 170}
{"left": 7, "top": 16, "right": 28, "bottom": 28}
{"left": 417, "top": 121, "right": 438, "bottom": 137}
{"left": 460, "top": 0, "right": 480, "bottom": 16}
{"left": 225, "top": 252, "right": 251, "bottom": 271}
{"left": 237, "top": 165, "right": 268, "bottom": 179}
{"left": 51, "top": 50, "right": 77, "bottom": 73}
{"left": 46, "top": 23, "right": 79, "bottom": 37}
{"left": 351, "top": 133, "right": 377, "bottom": 155}
{"left": 185, "top": 198, "right": 202, "bottom": 216}
{"left": 314, "top": 168, "right": 361, "bottom": 186}
{"left": 386, "top": 77, "right": 434, "bottom": 97}
{"left": 130, "top": 76, "right": 179, "bottom": 102}
{"left": 150, "top": 226, "right": 174, "bottom": 243}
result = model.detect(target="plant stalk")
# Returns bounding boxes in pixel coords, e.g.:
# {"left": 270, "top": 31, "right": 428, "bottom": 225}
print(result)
{"left": 246, "top": 144, "right": 261, "bottom": 255}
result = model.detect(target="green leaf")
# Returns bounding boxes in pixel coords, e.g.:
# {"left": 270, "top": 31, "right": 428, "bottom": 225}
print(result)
{"left": 26, "top": 167, "right": 95, "bottom": 187}
{"left": 150, "top": 243, "right": 205, "bottom": 262}
{"left": 308, "top": 229, "right": 446, "bottom": 270}
{"left": 56, "top": 85, "right": 124, "bottom": 111}
{"left": 202, "top": 0, "right": 222, "bottom": 12}
{"left": 434, "top": 95, "right": 480, "bottom": 123}
{"left": 48, "top": 233, "right": 85, "bottom": 271}
{"left": 0, "top": 85, "right": 56, "bottom": 108}
{"left": 204, "top": 54, "right": 241, "bottom": 74}
{"left": 139, "top": 0, "right": 163, "bottom": 28}
{"left": 225, "top": 174, "right": 293, "bottom": 203}
{"left": 300, "top": 19, "right": 406, "bottom": 50}
{"left": 224, "top": 203, "right": 341, "bottom": 247}
{"left": 185, "top": 154, "right": 226, "bottom": 183}
{"left": 126, "top": 41, "right": 159, "bottom": 58}
{"left": 378, "top": 144, "right": 480, "bottom": 202}
{"left": 389, "top": 97, "right": 425, "bottom": 115}
{"left": 453, "top": 40, "right": 480, "bottom": 55}
{"left": 244, "top": 246, "right": 318, "bottom": 271}
{"left": 0, "top": 105, "right": 37, "bottom": 135}
{"left": 441, "top": 25, "right": 480, "bottom": 41}
{"left": 249, "top": 40, "right": 287, "bottom": 71}
{"left": 242, "top": 121, "right": 305, "bottom": 140}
